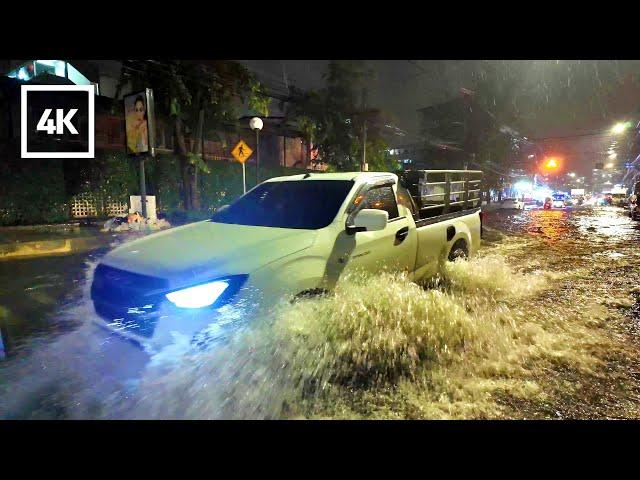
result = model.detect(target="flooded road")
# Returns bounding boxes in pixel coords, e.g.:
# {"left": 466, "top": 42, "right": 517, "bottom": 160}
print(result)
{"left": 2, "top": 205, "right": 640, "bottom": 419}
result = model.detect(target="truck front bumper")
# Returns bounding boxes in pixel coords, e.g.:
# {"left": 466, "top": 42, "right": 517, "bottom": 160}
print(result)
{"left": 91, "top": 264, "right": 250, "bottom": 350}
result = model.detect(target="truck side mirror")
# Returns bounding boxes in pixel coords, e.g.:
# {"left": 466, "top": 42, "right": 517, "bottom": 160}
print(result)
{"left": 348, "top": 209, "right": 388, "bottom": 234}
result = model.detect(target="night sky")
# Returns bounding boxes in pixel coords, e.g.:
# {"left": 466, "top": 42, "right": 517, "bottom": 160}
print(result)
{"left": 240, "top": 60, "right": 640, "bottom": 176}
{"left": 239, "top": 60, "right": 466, "bottom": 142}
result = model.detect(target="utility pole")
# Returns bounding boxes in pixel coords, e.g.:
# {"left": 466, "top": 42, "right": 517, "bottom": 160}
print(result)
{"left": 140, "top": 88, "right": 156, "bottom": 218}
{"left": 139, "top": 155, "right": 147, "bottom": 218}
{"left": 282, "top": 136, "right": 286, "bottom": 167}
{"left": 362, "top": 120, "right": 367, "bottom": 171}
{"left": 249, "top": 117, "right": 263, "bottom": 185}
{"left": 0, "top": 324, "right": 6, "bottom": 360}
{"left": 255, "top": 128, "right": 260, "bottom": 184}
{"left": 361, "top": 86, "right": 368, "bottom": 172}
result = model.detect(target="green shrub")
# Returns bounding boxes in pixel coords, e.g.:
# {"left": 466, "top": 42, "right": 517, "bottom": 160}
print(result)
{"left": 0, "top": 148, "right": 308, "bottom": 226}
{"left": 0, "top": 158, "right": 70, "bottom": 226}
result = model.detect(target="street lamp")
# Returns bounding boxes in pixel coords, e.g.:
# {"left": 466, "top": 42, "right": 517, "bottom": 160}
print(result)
{"left": 250, "top": 117, "right": 263, "bottom": 184}
{"left": 543, "top": 157, "right": 559, "bottom": 170}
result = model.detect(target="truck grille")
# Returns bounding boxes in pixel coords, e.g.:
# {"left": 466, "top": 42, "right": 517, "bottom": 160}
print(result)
{"left": 91, "top": 264, "right": 170, "bottom": 338}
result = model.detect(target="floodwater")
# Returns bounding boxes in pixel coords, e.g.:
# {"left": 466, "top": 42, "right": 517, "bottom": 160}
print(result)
{"left": 2, "top": 205, "right": 640, "bottom": 419}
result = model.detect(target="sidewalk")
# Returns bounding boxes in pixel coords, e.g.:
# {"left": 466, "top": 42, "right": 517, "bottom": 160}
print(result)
{"left": 0, "top": 224, "right": 111, "bottom": 260}
{"left": 0, "top": 218, "right": 173, "bottom": 260}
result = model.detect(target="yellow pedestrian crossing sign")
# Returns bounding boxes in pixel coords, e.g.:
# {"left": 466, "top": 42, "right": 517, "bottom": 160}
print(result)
{"left": 231, "top": 140, "right": 253, "bottom": 164}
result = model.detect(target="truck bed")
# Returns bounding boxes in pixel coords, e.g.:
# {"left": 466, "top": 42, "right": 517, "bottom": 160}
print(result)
{"left": 400, "top": 170, "right": 483, "bottom": 221}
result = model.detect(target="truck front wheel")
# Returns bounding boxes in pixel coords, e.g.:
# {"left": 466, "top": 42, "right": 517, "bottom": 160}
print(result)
{"left": 448, "top": 239, "right": 468, "bottom": 261}
{"left": 292, "top": 288, "right": 329, "bottom": 302}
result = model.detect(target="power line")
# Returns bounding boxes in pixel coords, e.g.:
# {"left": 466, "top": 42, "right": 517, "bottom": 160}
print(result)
{"left": 531, "top": 131, "right": 621, "bottom": 141}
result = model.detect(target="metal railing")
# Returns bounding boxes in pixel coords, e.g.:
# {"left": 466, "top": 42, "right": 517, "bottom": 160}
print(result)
{"left": 401, "top": 170, "right": 483, "bottom": 218}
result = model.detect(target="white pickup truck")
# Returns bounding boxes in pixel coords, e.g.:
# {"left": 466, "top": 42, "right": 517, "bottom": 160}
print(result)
{"left": 91, "top": 170, "right": 483, "bottom": 349}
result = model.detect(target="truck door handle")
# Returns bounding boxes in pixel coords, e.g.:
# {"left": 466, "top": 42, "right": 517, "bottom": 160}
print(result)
{"left": 395, "top": 226, "right": 409, "bottom": 242}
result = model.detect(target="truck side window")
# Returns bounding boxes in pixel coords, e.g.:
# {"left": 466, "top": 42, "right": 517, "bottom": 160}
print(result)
{"left": 362, "top": 186, "right": 399, "bottom": 220}
{"left": 396, "top": 184, "right": 417, "bottom": 220}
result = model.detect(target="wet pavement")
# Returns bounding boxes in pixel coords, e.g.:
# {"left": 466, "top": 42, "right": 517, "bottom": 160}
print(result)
{"left": 479, "top": 205, "right": 640, "bottom": 419}
{"left": 0, "top": 227, "right": 138, "bottom": 352}
{"left": 2, "top": 204, "right": 640, "bottom": 419}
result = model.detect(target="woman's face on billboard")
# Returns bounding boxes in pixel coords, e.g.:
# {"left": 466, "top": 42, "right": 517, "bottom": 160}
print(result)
{"left": 134, "top": 100, "right": 145, "bottom": 122}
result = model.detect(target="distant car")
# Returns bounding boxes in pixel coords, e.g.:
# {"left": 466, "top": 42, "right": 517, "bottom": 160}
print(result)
{"left": 552, "top": 194, "right": 566, "bottom": 208}
{"left": 501, "top": 198, "right": 519, "bottom": 209}
{"left": 630, "top": 195, "right": 639, "bottom": 220}
{"left": 630, "top": 185, "right": 640, "bottom": 220}
{"left": 513, "top": 198, "right": 538, "bottom": 210}
{"left": 611, "top": 193, "right": 627, "bottom": 207}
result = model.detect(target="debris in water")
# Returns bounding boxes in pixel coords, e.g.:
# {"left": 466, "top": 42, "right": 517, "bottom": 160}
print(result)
{"left": 102, "top": 216, "right": 171, "bottom": 233}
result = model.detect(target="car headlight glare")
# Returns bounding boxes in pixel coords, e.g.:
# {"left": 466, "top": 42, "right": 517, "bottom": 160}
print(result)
{"left": 165, "top": 280, "right": 229, "bottom": 309}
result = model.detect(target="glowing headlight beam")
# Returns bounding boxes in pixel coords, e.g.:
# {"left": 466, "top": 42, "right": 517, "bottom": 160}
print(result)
{"left": 611, "top": 122, "right": 629, "bottom": 135}
{"left": 166, "top": 281, "right": 229, "bottom": 309}
{"left": 514, "top": 181, "right": 533, "bottom": 193}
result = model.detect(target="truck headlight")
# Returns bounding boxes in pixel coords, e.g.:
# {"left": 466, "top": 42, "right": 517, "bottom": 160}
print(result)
{"left": 166, "top": 281, "right": 229, "bottom": 309}
{"left": 165, "top": 275, "right": 248, "bottom": 309}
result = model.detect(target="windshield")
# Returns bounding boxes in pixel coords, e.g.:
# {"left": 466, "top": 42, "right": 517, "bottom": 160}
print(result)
{"left": 210, "top": 180, "right": 354, "bottom": 229}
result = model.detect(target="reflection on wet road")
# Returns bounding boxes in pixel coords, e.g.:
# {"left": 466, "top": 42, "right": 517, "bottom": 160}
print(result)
{"left": 484, "top": 205, "right": 640, "bottom": 271}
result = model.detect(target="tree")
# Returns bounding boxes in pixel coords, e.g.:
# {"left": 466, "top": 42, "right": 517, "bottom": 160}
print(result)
{"left": 358, "top": 137, "right": 399, "bottom": 172}
{"left": 116, "top": 60, "right": 269, "bottom": 210}
{"left": 283, "top": 60, "right": 392, "bottom": 172}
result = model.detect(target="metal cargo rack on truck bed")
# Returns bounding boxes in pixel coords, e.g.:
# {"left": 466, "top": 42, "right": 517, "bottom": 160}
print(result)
{"left": 399, "top": 170, "right": 483, "bottom": 224}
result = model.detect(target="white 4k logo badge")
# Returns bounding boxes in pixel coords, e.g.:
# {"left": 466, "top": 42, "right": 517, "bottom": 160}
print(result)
{"left": 36, "top": 108, "right": 79, "bottom": 135}
{"left": 21, "top": 84, "right": 94, "bottom": 158}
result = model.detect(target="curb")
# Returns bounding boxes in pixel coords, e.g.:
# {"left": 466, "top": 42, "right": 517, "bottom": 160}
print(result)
{"left": 0, "top": 236, "right": 109, "bottom": 260}
{"left": 0, "top": 223, "right": 82, "bottom": 232}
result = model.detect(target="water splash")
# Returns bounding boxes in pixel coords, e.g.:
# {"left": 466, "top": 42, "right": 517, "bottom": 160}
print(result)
{"left": 101, "top": 250, "right": 612, "bottom": 420}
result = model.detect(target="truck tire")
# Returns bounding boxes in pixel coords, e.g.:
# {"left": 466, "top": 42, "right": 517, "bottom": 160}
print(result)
{"left": 448, "top": 239, "right": 468, "bottom": 262}
{"left": 292, "top": 288, "right": 329, "bottom": 302}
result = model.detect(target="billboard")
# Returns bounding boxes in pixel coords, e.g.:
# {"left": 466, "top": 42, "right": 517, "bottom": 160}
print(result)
{"left": 124, "top": 89, "right": 155, "bottom": 156}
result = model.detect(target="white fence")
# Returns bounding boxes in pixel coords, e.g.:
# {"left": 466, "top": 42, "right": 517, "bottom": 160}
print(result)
{"left": 70, "top": 193, "right": 129, "bottom": 219}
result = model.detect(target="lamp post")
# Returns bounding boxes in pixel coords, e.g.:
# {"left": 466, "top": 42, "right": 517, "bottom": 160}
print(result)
{"left": 250, "top": 117, "right": 263, "bottom": 185}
